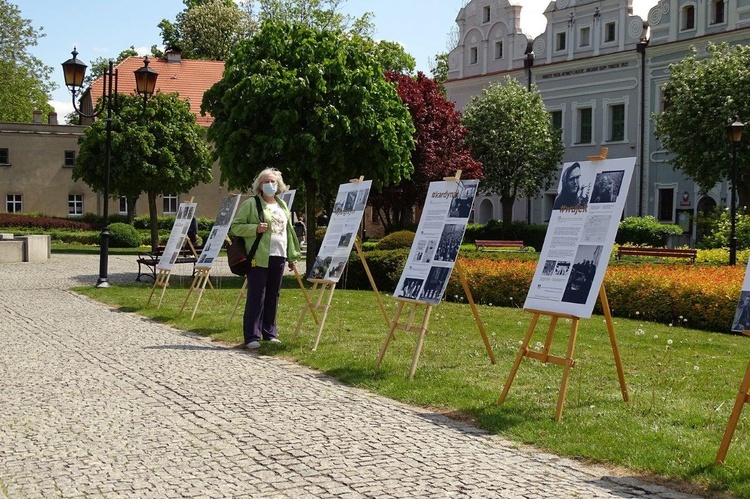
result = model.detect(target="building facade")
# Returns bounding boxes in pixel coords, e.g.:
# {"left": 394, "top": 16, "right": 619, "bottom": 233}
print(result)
{"left": 445, "top": 0, "right": 750, "bottom": 246}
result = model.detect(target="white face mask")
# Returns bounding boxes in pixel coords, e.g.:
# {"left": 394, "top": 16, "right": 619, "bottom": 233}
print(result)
{"left": 261, "top": 182, "right": 277, "bottom": 196}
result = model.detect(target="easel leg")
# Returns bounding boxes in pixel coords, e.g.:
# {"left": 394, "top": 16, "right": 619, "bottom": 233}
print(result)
{"left": 311, "top": 283, "right": 336, "bottom": 351}
{"left": 455, "top": 259, "right": 496, "bottom": 364}
{"left": 376, "top": 301, "right": 405, "bottom": 368}
{"left": 499, "top": 313, "right": 540, "bottom": 405}
{"left": 555, "top": 318, "right": 580, "bottom": 421}
{"left": 408, "top": 306, "right": 433, "bottom": 380}
{"left": 293, "top": 281, "right": 317, "bottom": 341}
{"left": 227, "top": 277, "right": 248, "bottom": 327}
{"left": 716, "top": 360, "right": 750, "bottom": 464}
{"left": 599, "top": 286, "right": 629, "bottom": 401}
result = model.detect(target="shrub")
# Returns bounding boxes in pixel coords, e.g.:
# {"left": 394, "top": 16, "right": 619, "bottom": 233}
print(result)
{"left": 108, "top": 222, "right": 142, "bottom": 248}
{"left": 376, "top": 230, "right": 415, "bottom": 250}
{"left": 697, "top": 210, "right": 750, "bottom": 250}
{"left": 341, "top": 249, "right": 410, "bottom": 291}
{"left": 616, "top": 216, "right": 683, "bottom": 247}
{"left": 463, "top": 220, "right": 547, "bottom": 250}
{"left": 0, "top": 213, "right": 96, "bottom": 231}
{"left": 315, "top": 227, "right": 327, "bottom": 245}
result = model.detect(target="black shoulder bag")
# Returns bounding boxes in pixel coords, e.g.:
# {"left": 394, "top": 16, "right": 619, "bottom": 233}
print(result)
{"left": 227, "top": 195, "right": 264, "bottom": 276}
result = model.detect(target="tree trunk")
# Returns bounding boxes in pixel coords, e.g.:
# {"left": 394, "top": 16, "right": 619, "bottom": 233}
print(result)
{"left": 305, "top": 179, "right": 318, "bottom": 272}
{"left": 148, "top": 191, "right": 159, "bottom": 252}
{"left": 501, "top": 196, "right": 515, "bottom": 228}
{"left": 127, "top": 196, "right": 137, "bottom": 225}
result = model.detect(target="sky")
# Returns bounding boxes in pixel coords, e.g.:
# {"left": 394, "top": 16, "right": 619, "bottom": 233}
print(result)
{"left": 16, "top": 0, "right": 657, "bottom": 120}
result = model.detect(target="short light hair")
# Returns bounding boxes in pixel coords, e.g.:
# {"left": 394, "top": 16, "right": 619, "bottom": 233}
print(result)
{"left": 251, "top": 167, "right": 289, "bottom": 196}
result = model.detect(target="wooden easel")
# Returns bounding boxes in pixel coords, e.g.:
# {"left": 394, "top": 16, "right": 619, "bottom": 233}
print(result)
{"left": 716, "top": 337, "right": 750, "bottom": 463}
{"left": 178, "top": 265, "right": 222, "bottom": 319}
{"left": 498, "top": 148, "right": 628, "bottom": 420}
{"left": 498, "top": 286, "right": 628, "bottom": 420}
{"left": 146, "top": 237, "right": 200, "bottom": 308}
{"left": 292, "top": 176, "right": 391, "bottom": 350}
{"left": 375, "top": 171, "right": 497, "bottom": 379}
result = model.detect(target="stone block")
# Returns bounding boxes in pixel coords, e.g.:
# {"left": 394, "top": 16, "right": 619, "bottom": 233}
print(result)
{"left": 0, "top": 233, "right": 14, "bottom": 240}
{"left": 15, "top": 234, "right": 51, "bottom": 262}
{"left": 0, "top": 240, "right": 24, "bottom": 263}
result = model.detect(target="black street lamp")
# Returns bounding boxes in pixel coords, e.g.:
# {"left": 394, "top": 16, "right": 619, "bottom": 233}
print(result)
{"left": 727, "top": 115, "right": 744, "bottom": 266}
{"left": 62, "top": 48, "right": 158, "bottom": 287}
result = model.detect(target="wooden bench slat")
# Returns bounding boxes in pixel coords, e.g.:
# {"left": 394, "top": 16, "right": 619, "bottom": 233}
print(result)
{"left": 475, "top": 240, "right": 525, "bottom": 251}
{"left": 136, "top": 245, "right": 201, "bottom": 281}
{"left": 616, "top": 246, "right": 696, "bottom": 263}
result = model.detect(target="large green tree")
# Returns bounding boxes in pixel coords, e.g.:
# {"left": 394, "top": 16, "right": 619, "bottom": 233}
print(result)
{"left": 462, "top": 77, "right": 564, "bottom": 226}
{"left": 202, "top": 21, "right": 415, "bottom": 267}
{"left": 655, "top": 42, "right": 750, "bottom": 208}
{"left": 75, "top": 92, "right": 213, "bottom": 249}
{"left": 369, "top": 71, "right": 482, "bottom": 233}
{"left": 0, "top": 0, "right": 55, "bottom": 122}
{"left": 248, "top": 0, "right": 373, "bottom": 36}
{"left": 159, "top": 0, "right": 255, "bottom": 60}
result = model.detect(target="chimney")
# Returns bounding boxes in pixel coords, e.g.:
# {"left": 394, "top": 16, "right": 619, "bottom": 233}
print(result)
{"left": 48, "top": 112, "right": 58, "bottom": 125}
{"left": 33, "top": 110, "right": 43, "bottom": 124}
{"left": 166, "top": 48, "right": 182, "bottom": 63}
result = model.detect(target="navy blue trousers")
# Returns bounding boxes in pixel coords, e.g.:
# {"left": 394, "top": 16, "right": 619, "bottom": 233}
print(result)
{"left": 243, "top": 256, "right": 285, "bottom": 344}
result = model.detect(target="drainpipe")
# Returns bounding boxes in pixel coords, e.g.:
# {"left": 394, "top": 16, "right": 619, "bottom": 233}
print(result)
{"left": 525, "top": 51, "right": 535, "bottom": 224}
{"left": 637, "top": 40, "right": 648, "bottom": 217}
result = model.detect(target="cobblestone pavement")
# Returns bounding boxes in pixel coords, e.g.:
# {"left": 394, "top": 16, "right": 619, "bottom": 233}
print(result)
{"left": 0, "top": 254, "right": 702, "bottom": 498}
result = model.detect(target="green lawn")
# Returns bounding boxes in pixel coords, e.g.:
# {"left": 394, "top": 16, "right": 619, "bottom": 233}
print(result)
{"left": 74, "top": 275, "right": 750, "bottom": 498}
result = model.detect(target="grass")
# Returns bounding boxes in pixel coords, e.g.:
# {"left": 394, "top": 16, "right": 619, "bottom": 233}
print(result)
{"left": 73, "top": 274, "right": 750, "bottom": 498}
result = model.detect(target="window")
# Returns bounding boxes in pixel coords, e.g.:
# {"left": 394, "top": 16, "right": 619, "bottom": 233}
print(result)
{"left": 68, "top": 194, "right": 83, "bottom": 216}
{"left": 712, "top": 0, "right": 725, "bottom": 24}
{"left": 64, "top": 150, "right": 76, "bottom": 167}
{"left": 658, "top": 188, "right": 675, "bottom": 222}
{"left": 577, "top": 108, "right": 593, "bottom": 144}
{"left": 6, "top": 194, "right": 22, "bottom": 213}
{"left": 609, "top": 104, "right": 625, "bottom": 141}
{"left": 494, "top": 41, "right": 503, "bottom": 60}
{"left": 119, "top": 196, "right": 128, "bottom": 215}
{"left": 579, "top": 26, "right": 591, "bottom": 47}
{"left": 469, "top": 47, "right": 478, "bottom": 64}
{"left": 682, "top": 5, "right": 695, "bottom": 30}
{"left": 550, "top": 110, "right": 563, "bottom": 131}
{"left": 0, "top": 148, "right": 8, "bottom": 164}
{"left": 482, "top": 6, "right": 490, "bottom": 23}
{"left": 556, "top": 32, "right": 566, "bottom": 51}
{"left": 604, "top": 22, "right": 616, "bottom": 42}
{"left": 163, "top": 194, "right": 178, "bottom": 214}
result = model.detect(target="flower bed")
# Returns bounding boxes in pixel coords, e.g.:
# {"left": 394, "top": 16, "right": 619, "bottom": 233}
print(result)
{"left": 445, "top": 258, "right": 745, "bottom": 333}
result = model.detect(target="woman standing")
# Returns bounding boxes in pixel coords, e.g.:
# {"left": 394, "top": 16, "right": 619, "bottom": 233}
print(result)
{"left": 230, "top": 168, "right": 301, "bottom": 349}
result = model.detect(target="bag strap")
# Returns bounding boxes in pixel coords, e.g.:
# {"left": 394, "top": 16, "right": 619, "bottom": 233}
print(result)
{"left": 247, "top": 195, "right": 264, "bottom": 259}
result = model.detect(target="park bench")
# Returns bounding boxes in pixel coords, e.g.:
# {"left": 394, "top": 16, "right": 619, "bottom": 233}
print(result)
{"left": 136, "top": 245, "right": 200, "bottom": 281}
{"left": 474, "top": 239, "right": 526, "bottom": 251}
{"left": 616, "top": 246, "right": 697, "bottom": 264}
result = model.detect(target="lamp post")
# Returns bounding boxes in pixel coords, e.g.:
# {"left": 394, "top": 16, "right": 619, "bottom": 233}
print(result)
{"left": 62, "top": 48, "right": 158, "bottom": 287}
{"left": 727, "top": 115, "right": 744, "bottom": 266}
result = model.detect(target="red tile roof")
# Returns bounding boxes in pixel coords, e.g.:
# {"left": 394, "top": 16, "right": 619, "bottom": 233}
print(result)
{"left": 88, "top": 56, "right": 225, "bottom": 127}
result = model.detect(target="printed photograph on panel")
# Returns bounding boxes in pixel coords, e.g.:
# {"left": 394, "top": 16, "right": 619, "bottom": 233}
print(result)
{"left": 397, "top": 277, "right": 423, "bottom": 300}
{"left": 561, "top": 245, "right": 603, "bottom": 304}
{"left": 448, "top": 182, "right": 476, "bottom": 218}
{"left": 434, "top": 224, "right": 463, "bottom": 262}
{"left": 419, "top": 266, "right": 451, "bottom": 303}
{"left": 590, "top": 170, "right": 625, "bottom": 204}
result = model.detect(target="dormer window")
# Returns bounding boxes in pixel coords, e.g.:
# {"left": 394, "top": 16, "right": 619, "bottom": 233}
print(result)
{"left": 579, "top": 26, "right": 591, "bottom": 47}
{"left": 494, "top": 41, "right": 504, "bottom": 59}
{"left": 556, "top": 32, "right": 567, "bottom": 51}
{"left": 604, "top": 22, "right": 616, "bottom": 43}
{"left": 712, "top": 0, "right": 726, "bottom": 24}
{"left": 682, "top": 5, "right": 696, "bottom": 30}
{"left": 482, "top": 6, "right": 490, "bottom": 23}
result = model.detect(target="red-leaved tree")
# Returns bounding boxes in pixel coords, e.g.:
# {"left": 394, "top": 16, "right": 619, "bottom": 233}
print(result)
{"left": 369, "top": 71, "right": 483, "bottom": 233}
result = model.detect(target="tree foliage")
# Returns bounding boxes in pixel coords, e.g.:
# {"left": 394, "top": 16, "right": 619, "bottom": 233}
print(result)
{"left": 202, "top": 21, "right": 415, "bottom": 266}
{"left": 655, "top": 43, "right": 750, "bottom": 207}
{"left": 248, "top": 0, "right": 374, "bottom": 36}
{"left": 462, "top": 77, "right": 564, "bottom": 226}
{"left": 0, "top": 0, "right": 55, "bottom": 122}
{"left": 369, "top": 71, "right": 482, "bottom": 233}
{"left": 159, "top": 0, "right": 255, "bottom": 60}
{"left": 75, "top": 92, "right": 213, "bottom": 248}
